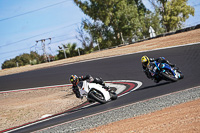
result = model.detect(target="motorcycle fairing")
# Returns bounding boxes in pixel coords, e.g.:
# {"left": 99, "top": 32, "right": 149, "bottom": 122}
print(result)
{"left": 79, "top": 81, "right": 111, "bottom": 101}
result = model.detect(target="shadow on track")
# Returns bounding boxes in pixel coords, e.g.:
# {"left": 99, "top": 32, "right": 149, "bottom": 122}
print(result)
{"left": 62, "top": 102, "right": 102, "bottom": 114}
{"left": 137, "top": 81, "right": 172, "bottom": 91}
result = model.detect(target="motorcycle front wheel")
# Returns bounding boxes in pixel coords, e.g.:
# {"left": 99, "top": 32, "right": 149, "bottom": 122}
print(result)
{"left": 160, "top": 70, "right": 178, "bottom": 82}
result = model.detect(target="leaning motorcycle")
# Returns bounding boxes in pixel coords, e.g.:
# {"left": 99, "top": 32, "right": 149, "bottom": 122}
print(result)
{"left": 152, "top": 61, "right": 184, "bottom": 82}
{"left": 78, "top": 80, "right": 118, "bottom": 104}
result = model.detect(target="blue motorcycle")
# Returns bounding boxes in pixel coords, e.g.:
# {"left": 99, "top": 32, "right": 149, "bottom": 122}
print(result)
{"left": 152, "top": 61, "right": 184, "bottom": 82}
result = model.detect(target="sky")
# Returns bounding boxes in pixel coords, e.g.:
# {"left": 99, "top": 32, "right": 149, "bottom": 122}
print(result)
{"left": 0, "top": 0, "right": 200, "bottom": 69}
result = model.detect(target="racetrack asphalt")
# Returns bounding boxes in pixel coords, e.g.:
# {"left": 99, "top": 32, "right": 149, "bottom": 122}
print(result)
{"left": 0, "top": 43, "right": 200, "bottom": 132}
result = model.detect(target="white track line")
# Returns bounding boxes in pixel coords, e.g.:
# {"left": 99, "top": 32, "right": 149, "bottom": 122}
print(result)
{"left": 2, "top": 42, "right": 199, "bottom": 132}
{"left": 34, "top": 85, "right": 200, "bottom": 133}
{"left": 1, "top": 42, "right": 199, "bottom": 93}
{"left": 0, "top": 84, "right": 71, "bottom": 94}
{"left": 4, "top": 80, "right": 142, "bottom": 133}
{"left": 60, "top": 42, "right": 200, "bottom": 66}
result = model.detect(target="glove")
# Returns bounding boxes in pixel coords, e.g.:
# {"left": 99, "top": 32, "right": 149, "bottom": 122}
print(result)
{"left": 86, "top": 75, "right": 91, "bottom": 79}
{"left": 86, "top": 75, "right": 94, "bottom": 82}
{"left": 89, "top": 77, "right": 94, "bottom": 82}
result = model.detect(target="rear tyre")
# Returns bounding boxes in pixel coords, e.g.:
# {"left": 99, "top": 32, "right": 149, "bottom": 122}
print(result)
{"left": 88, "top": 89, "right": 107, "bottom": 104}
{"left": 109, "top": 92, "right": 118, "bottom": 100}
{"left": 179, "top": 74, "right": 184, "bottom": 79}
{"left": 177, "top": 70, "right": 184, "bottom": 79}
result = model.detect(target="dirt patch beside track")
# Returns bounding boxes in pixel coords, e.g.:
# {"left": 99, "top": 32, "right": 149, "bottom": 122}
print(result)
{"left": 0, "top": 86, "right": 86, "bottom": 131}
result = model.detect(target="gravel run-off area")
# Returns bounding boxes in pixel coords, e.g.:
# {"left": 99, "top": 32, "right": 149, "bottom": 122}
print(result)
{"left": 0, "top": 29, "right": 200, "bottom": 132}
{"left": 37, "top": 86, "right": 200, "bottom": 133}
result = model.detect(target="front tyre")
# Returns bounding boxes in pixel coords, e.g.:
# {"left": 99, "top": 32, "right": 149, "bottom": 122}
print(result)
{"left": 88, "top": 89, "right": 107, "bottom": 104}
{"left": 160, "top": 71, "right": 178, "bottom": 82}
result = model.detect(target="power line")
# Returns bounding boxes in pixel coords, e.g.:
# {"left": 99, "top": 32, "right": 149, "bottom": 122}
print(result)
{"left": 0, "top": 36, "right": 78, "bottom": 62}
{"left": 0, "top": 0, "right": 72, "bottom": 22}
{"left": 0, "top": 37, "right": 76, "bottom": 59}
{"left": 0, "top": 22, "right": 81, "bottom": 48}
{"left": 0, "top": 35, "right": 77, "bottom": 56}
{"left": 0, "top": 47, "right": 31, "bottom": 55}
{"left": 0, "top": 53, "right": 22, "bottom": 61}
{"left": 49, "top": 36, "right": 77, "bottom": 45}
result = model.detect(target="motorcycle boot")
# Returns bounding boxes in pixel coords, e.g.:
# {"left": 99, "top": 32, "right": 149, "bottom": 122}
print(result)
{"left": 87, "top": 99, "right": 95, "bottom": 103}
{"left": 103, "top": 86, "right": 111, "bottom": 92}
{"left": 154, "top": 77, "right": 161, "bottom": 83}
{"left": 154, "top": 79, "right": 159, "bottom": 83}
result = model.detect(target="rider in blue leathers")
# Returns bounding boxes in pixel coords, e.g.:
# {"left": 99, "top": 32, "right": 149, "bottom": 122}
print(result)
{"left": 141, "top": 55, "right": 175, "bottom": 83}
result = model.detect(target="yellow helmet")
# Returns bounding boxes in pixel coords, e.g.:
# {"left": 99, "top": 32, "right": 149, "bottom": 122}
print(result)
{"left": 141, "top": 55, "right": 150, "bottom": 67}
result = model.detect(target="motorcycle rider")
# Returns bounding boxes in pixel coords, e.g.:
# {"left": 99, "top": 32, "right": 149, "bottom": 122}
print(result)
{"left": 141, "top": 55, "right": 175, "bottom": 83}
{"left": 69, "top": 75, "right": 110, "bottom": 99}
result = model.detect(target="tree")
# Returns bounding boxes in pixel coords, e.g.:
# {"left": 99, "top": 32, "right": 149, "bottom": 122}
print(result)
{"left": 15, "top": 55, "right": 24, "bottom": 66}
{"left": 30, "top": 51, "right": 42, "bottom": 63}
{"left": 57, "top": 43, "right": 79, "bottom": 60}
{"left": 74, "top": 0, "right": 166, "bottom": 45}
{"left": 20, "top": 53, "right": 31, "bottom": 65}
{"left": 138, "top": 9, "right": 165, "bottom": 38}
{"left": 1, "top": 51, "right": 45, "bottom": 69}
{"left": 1, "top": 60, "right": 16, "bottom": 69}
{"left": 73, "top": 0, "right": 141, "bottom": 45}
{"left": 148, "top": 0, "right": 194, "bottom": 32}
{"left": 66, "top": 43, "right": 79, "bottom": 57}
{"left": 76, "top": 26, "right": 94, "bottom": 53}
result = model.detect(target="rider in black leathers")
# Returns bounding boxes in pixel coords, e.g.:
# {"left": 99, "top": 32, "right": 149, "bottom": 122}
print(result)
{"left": 141, "top": 55, "right": 175, "bottom": 83}
{"left": 69, "top": 75, "right": 109, "bottom": 98}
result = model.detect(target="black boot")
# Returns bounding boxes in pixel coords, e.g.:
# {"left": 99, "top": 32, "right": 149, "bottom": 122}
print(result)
{"left": 154, "top": 79, "right": 159, "bottom": 83}
{"left": 87, "top": 99, "right": 95, "bottom": 103}
{"left": 103, "top": 86, "right": 111, "bottom": 91}
{"left": 154, "top": 77, "right": 162, "bottom": 83}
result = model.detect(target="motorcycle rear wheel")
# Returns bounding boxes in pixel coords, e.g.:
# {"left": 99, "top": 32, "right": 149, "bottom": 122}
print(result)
{"left": 177, "top": 70, "right": 184, "bottom": 79}
{"left": 88, "top": 89, "right": 108, "bottom": 104}
{"left": 109, "top": 92, "right": 118, "bottom": 100}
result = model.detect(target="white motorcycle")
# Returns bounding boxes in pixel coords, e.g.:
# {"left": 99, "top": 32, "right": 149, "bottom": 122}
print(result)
{"left": 78, "top": 80, "right": 118, "bottom": 104}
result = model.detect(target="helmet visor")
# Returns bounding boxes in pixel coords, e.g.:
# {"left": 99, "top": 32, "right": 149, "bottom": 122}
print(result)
{"left": 143, "top": 61, "right": 148, "bottom": 67}
{"left": 70, "top": 77, "right": 79, "bottom": 85}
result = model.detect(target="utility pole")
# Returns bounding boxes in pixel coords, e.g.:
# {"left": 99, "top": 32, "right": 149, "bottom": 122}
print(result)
{"left": 36, "top": 38, "right": 51, "bottom": 62}
{"left": 120, "top": 32, "right": 125, "bottom": 45}
{"left": 78, "top": 48, "right": 80, "bottom": 56}
{"left": 58, "top": 45, "right": 68, "bottom": 58}
{"left": 30, "top": 45, "right": 35, "bottom": 53}
{"left": 97, "top": 40, "right": 100, "bottom": 51}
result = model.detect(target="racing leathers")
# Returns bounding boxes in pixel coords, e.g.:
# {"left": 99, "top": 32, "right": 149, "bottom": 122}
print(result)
{"left": 72, "top": 75, "right": 108, "bottom": 98}
{"left": 142, "top": 57, "right": 175, "bottom": 83}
